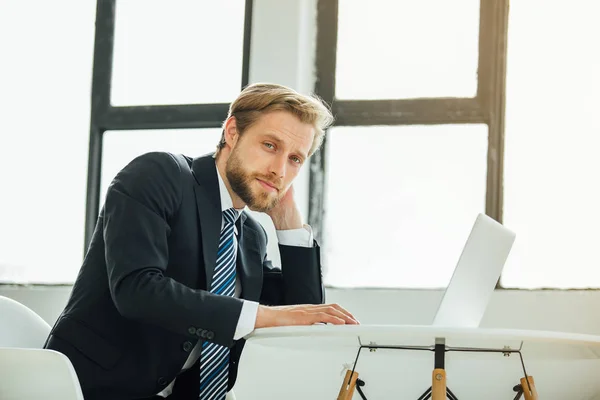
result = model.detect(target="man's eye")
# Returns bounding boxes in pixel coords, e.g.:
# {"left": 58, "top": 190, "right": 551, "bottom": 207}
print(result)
{"left": 291, "top": 156, "right": 301, "bottom": 164}
{"left": 264, "top": 143, "right": 275, "bottom": 149}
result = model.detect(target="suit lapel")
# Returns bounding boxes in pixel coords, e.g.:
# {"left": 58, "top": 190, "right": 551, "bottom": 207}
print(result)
{"left": 191, "top": 154, "right": 263, "bottom": 298}
{"left": 192, "top": 155, "right": 222, "bottom": 290}
{"left": 236, "top": 213, "right": 262, "bottom": 302}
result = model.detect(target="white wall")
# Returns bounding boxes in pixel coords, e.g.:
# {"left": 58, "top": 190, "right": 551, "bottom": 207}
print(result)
{"left": 2, "top": 1, "right": 600, "bottom": 399}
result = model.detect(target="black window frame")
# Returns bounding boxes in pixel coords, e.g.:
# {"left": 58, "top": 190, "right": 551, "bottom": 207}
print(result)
{"left": 308, "top": 0, "right": 510, "bottom": 286}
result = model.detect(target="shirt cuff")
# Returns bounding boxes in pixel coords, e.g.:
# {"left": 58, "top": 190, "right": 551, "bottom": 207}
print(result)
{"left": 276, "top": 224, "right": 314, "bottom": 248}
{"left": 233, "top": 300, "right": 259, "bottom": 340}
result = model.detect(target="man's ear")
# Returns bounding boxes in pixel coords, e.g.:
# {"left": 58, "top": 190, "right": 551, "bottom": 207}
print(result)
{"left": 223, "top": 116, "right": 239, "bottom": 149}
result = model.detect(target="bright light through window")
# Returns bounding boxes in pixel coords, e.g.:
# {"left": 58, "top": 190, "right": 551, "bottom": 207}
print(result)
{"left": 0, "top": 2, "right": 95, "bottom": 283}
{"left": 501, "top": 0, "right": 600, "bottom": 288}
{"left": 336, "top": 0, "right": 480, "bottom": 100}
{"left": 111, "top": 0, "right": 246, "bottom": 106}
{"left": 323, "top": 125, "right": 488, "bottom": 288}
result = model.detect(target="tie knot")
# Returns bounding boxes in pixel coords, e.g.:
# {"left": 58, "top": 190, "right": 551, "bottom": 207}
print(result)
{"left": 223, "top": 208, "right": 238, "bottom": 225}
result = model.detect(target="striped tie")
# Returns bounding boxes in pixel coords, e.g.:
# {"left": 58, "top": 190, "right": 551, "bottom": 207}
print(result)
{"left": 199, "top": 208, "right": 238, "bottom": 400}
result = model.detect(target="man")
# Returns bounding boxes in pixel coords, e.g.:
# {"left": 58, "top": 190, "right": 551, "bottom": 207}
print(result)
{"left": 44, "top": 83, "right": 358, "bottom": 400}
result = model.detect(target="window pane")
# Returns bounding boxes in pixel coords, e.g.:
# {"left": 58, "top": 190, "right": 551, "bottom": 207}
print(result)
{"left": 323, "top": 125, "right": 488, "bottom": 288}
{"left": 111, "top": 0, "right": 245, "bottom": 106}
{"left": 501, "top": 1, "right": 600, "bottom": 289}
{"left": 0, "top": 2, "right": 95, "bottom": 283}
{"left": 335, "top": 0, "right": 479, "bottom": 100}
{"left": 100, "top": 129, "right": 222, "bottom": 205}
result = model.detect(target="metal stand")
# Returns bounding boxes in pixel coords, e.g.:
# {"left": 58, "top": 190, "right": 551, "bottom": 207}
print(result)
{"left": 337, "top": 336, "right": 537, "bottom": 399}
{"left": 416, "top": 339, "right": 459, "bottom": 400}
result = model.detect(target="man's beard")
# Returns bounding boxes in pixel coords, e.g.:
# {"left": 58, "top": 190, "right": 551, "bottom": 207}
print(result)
{"left": 225, "top": 149, "right": 283, "bottom": 212}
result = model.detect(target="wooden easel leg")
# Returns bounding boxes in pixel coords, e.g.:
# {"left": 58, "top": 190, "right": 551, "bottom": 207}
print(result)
{"left": 432, "top": 368, "right": 446, "bottom": 400}
{"left": 337, "top": 370, "right": 359, "bottom": 400}
{"left": 520, "top": 376, "right": 538, "bottom": 400}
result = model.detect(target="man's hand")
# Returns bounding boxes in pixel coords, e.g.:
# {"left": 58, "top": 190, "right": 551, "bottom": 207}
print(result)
{"left": 266, "top": 185, "right": 303, "bottom": 230}
{"left": 255, "top": 303, "right": 360, "bottom": 329}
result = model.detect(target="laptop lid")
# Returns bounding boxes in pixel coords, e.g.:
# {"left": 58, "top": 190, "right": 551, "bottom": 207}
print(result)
{"left": 431, "top": 213, "right": 516, "bottom": 328}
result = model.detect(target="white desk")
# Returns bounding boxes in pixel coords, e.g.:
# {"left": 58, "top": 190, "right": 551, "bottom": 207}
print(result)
{"left": 244, "top": 325, "right": 600, "bottom": 399}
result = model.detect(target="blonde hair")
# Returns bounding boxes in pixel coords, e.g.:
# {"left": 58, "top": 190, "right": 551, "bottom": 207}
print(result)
{"left": 216, "top": 83, "right": 334, "bottom": 157}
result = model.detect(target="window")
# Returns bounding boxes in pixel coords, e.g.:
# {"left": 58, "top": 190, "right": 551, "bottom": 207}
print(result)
{"left": 501, "top": 0, "right": 600, "bottom": 288}
{"left": 323, "top": 125, "right": 488, "bottom": 288}
{"left": 0, "top": 1, "right": 96, "bottom": 283}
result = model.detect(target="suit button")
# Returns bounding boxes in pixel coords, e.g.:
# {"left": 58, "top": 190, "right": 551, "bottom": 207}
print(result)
{"left": 206, "top": 331, "right": 214, "bottom": 340}
{"left": 197, "top": 330, "right": 207, "bottom": 339}
{"left": 188, "top": 327, "right": 196, "bottom": 335}
{"left": 158, "top": 377, "right": 168, "bottom": 386}
{"left": 182, "top": 341, "right": 193, "bottom": 352}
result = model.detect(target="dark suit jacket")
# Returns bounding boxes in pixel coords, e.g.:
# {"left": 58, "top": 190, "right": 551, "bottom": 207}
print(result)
{"left": 44, "top": 152, "right": 325, "bottom": 400}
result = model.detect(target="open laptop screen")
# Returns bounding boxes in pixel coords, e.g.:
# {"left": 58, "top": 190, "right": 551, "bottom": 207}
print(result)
{"left": 432, "top": 213, "right": 516, "bottom": 328}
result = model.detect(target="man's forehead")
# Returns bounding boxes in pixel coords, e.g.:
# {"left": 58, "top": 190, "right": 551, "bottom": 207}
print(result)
{"left": 254, "top": 112, "right": 314, "bottom": 153}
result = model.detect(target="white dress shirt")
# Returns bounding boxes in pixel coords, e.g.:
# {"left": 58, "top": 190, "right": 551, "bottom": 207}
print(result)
{"left": 158, "top": 163, "right": 313, "bottom": 397}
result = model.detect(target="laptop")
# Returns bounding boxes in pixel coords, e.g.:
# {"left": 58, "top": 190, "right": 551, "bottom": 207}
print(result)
{"left": 431, "top": 213, "right": 516, "bottom": 328}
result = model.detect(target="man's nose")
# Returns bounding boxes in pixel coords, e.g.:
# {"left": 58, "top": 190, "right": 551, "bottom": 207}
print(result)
{"left": 269, "top": 154, "right": 286, "bottom": 179}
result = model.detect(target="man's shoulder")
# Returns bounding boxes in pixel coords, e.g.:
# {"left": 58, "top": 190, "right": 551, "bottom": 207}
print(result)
{"left": 135, "top": 151, "right": 191, "bottom": 166}
{"left": 242, "top": 212, "right": 262, "bottom": 231}
{"left": 125, "top": 151, "right": 194, "bottom": 176}
{"left": 241, "top": 213, "right": 268, "bottom": 243}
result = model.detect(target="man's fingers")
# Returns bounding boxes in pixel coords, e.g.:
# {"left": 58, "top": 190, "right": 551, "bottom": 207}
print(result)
{"left": 320, "top": 305, "right": 358, "bottom": 325}
{"left": 321, "top": 312, "right": 346, "bottom": 325}
{"left": 257, "top": 304, "right": 360, "bottom": 329}
{"left": 303, "top": 304, "right": 359, "bottom": 324}
{"left": 310, "top": 312, "right": 345, "bottom": 325}
{"left": 295, "top": 305, "right": 358, "bottom": 325}
{"left": 325, "top": 304, "right": 359, "bottom": 324}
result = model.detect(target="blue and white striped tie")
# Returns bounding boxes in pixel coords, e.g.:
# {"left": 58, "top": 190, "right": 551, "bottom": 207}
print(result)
{"left": 199, "top": 208, "right": 238, "bottom": 400}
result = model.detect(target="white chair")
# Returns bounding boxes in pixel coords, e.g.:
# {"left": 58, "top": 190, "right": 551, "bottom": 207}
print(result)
{"left": 0, "top": 295, "right": 51, "bottom": 348}
{"left": 0, "top": 347, "right": 84, "bottom": 400}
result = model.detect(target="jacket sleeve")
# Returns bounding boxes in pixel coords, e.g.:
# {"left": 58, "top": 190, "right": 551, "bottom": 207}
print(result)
{"left": 103, "top": 152, "right": 243, "bottom": 348}
{"left": 257, "top": 225, "right": 325, "bottom": 306}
